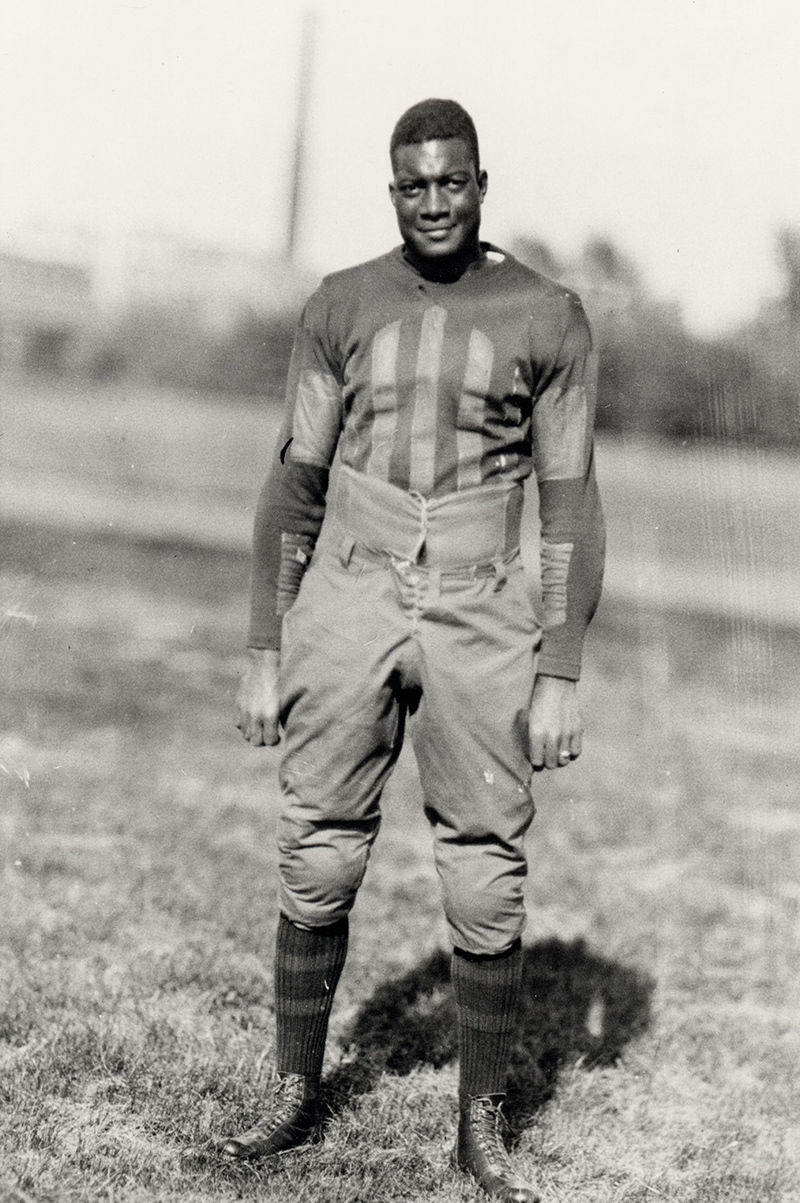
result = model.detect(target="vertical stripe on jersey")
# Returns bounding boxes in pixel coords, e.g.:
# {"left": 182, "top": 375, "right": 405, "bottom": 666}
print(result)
{"left": 365, "top": 320, "right": 401, "bottom": 479}
{"left": 409, "top": 305, "right": 447, "bottom": 494}
{"left": 456, "top": 328, "right": 494, "bottom": 490}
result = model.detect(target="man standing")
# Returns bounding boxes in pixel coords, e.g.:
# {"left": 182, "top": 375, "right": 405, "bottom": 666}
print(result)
{"left": 227, "top": 99, "right": 604, "bottom": 1203}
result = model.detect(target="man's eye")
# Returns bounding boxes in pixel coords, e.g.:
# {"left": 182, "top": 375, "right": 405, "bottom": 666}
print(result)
{"left": 447, "top": 178, "right": 468, "bottom": 190}
{"left": 400, "top": 184, "right": 421, "bottom": 196}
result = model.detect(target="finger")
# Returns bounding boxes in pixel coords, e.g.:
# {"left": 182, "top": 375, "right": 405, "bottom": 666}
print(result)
{"left": 569, "top": 731, "right": 583, "bottom": 760}
{"left": 529, "top": 732, "right": 545, "bottom": 771}
{"left": 257, "top": 710, "right": 281, "bottom": 745}
{"left": 241, "top": 716, "right": 264, "bottom": 745}
{"left": 543, "top": 734, "right": 561, "bottom": 770}
{"left": 234, "top": 703, "right": 255, "bottom": 738}
{"left": 246, "top": 716, "right": 280, "bottom": 747}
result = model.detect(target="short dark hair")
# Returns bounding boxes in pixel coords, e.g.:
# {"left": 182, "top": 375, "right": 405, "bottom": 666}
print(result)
{"left": 390, "top": 99, "right": 480, "bottom": 171}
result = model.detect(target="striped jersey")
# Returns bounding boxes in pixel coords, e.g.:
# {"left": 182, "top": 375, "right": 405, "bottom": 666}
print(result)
{"left": 248, "top": 244, "right": 605, "bottom": 679}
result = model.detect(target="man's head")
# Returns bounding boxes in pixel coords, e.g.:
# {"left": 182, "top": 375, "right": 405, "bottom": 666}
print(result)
{"left": 389, "top": 99, "right": 488, "bottom": 273}
{"left": 390, "top": 98, "right": 481, "bottom": 173}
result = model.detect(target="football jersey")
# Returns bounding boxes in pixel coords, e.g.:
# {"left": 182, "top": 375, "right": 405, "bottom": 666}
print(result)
{"left": 248, "top": 245, "right": 604, "bottom": 679}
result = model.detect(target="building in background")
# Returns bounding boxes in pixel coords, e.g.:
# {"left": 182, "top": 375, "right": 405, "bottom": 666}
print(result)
{"left": 121, "top": 230, "right": 312, "bottom": 332}
{"left": 0, "top": 223, "right": 314, "bottom": 387}
{"left": 0, "top": 245, "right": 98, "bottom": 374}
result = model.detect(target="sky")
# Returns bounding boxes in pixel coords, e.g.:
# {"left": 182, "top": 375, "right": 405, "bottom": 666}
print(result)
{"left": 1, "top": 0, "right": 799, "bottom": 332}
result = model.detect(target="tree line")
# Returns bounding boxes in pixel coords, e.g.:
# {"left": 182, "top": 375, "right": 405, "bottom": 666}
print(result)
{"left": 94, "top": 228, "right": 800, "bottom": 449}
{"left": 511, "top": 229, "right": 800, "bottom": 450}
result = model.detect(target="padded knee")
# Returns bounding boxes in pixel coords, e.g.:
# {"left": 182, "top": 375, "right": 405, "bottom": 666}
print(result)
{"left": 441, "top": 871, "right": 527, "bottom": 957}
{"left": 278, "top": 821, "right": 370, "bottom": 928}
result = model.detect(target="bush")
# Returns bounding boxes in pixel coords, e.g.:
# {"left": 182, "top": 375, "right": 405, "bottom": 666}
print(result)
{"left": 512, "top": 229, "right": 800, "bottom": 450}
{"left": 104, "top": 302, "right": 299, "bottom": 398}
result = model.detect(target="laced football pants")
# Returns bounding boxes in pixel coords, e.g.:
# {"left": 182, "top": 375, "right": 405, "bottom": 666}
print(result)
{"left": 276, "top": 467, "right": 541, "bottom": 955}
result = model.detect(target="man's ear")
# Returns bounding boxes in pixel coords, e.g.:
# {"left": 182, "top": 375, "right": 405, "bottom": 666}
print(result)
{"left": 388, "top": 181, "right": 398, "bottom": 209}
{"left": 478, "top": 170, "right": 488, "bottom": 203}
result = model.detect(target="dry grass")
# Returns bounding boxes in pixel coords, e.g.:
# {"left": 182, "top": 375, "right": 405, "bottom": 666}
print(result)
{"left": 1, "top": 379, "right": 798, "bottom": 1201}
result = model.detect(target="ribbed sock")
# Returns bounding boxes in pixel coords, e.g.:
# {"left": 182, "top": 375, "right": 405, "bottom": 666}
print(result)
{"left": 451, "top": 939, "right": 523, "bottom": 1100}
{"left": 274, "top": 913, "right": 349, "bottom": 1082}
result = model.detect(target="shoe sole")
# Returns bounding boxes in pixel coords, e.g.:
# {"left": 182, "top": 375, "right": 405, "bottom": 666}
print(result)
{"left": 219, "top": 1123, "right": 323, "bottom": 1162}
{"left": 450, "top": 1142, "right": 540, "bottom": 1203}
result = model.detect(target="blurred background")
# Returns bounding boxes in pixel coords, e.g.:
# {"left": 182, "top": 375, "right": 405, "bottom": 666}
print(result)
{"left": 1, "top": 0, "right": 799, "bottom": 424}
{"left": 2, "top": 0, "right": 800, "bottom": 632}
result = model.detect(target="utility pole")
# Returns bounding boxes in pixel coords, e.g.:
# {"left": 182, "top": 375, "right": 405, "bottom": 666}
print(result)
{"left": 286, "top": 10, "right": 316, "bottom": 264}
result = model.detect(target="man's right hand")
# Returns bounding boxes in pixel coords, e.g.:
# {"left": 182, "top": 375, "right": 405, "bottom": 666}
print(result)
{"left": 234, "top": 648, "right": 281, "bottom": 746}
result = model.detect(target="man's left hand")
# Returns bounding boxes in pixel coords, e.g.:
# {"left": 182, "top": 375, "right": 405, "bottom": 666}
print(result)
{"left": 529, "top": 675, "right": 583, "bottom": 771}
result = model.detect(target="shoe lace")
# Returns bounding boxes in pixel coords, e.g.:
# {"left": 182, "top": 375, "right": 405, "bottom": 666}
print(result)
{"left": 469, "top": 1096, "right": 516, "bottom": 1173}
{"left": 270, "top": 1073, "right": 306, "bottom": 1125}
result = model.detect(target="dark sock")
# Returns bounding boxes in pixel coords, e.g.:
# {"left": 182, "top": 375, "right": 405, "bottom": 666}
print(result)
{"left": 274, "top": 913, "right": 349, "bottom": 1082}
{"left": 451, "top": 939, "right": 523, "bottom": 1100}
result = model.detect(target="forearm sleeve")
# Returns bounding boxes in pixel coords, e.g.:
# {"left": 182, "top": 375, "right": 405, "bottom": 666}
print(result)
{"left": 246, "top": 288, "right": 343, "bottom": 649}
{"left": 246, "top": 441, "right": 330, "bottom": 648}
{"left": 536, "top": 461, "right": 605, "bottom": 678}
{"left": 532, "top": 300, "right": 605, "bottom": 679}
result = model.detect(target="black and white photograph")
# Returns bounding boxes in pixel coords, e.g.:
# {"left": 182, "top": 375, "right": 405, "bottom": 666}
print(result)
{"left": 1, "top": 3, "right": 798, "bottom": 1200}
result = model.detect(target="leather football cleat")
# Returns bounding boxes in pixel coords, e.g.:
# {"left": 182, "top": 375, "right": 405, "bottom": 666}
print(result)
{"left": 454, "top": 1095, "right": 540, "bottom": 1203}
{"left": 220, "top": 1072, "right": 320, "bottom": 1161}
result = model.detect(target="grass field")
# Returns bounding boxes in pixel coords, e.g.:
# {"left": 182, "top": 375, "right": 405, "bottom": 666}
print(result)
{"left": 1, "top": 377, "right": 799, "bottom": 1202}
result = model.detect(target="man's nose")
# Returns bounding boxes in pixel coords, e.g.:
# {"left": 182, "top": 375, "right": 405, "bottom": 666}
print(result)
{"left": 420, "top": 183, "right": 449, "bottom": 218}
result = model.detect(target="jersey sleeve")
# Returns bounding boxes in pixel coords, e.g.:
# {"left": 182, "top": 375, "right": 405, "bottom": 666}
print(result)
{"left": 247, "top": 287, "right": 344, "bottom": 649}
{"left": 530, "top": 296, "right": 605, "bottom": 680}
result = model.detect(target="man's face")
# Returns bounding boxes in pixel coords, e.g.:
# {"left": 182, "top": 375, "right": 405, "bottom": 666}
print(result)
{"left": 389, "top": 137, "right": 488, "bottom": 264}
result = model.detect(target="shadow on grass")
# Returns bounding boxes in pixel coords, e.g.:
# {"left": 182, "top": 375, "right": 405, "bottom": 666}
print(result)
{"left": 324, "top": 938, "right": 654, "bottom": 1132}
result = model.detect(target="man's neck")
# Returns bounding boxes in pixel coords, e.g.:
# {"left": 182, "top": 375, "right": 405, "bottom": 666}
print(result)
{"left": 402, "top": 240, "right": 483, "bottom": 283}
